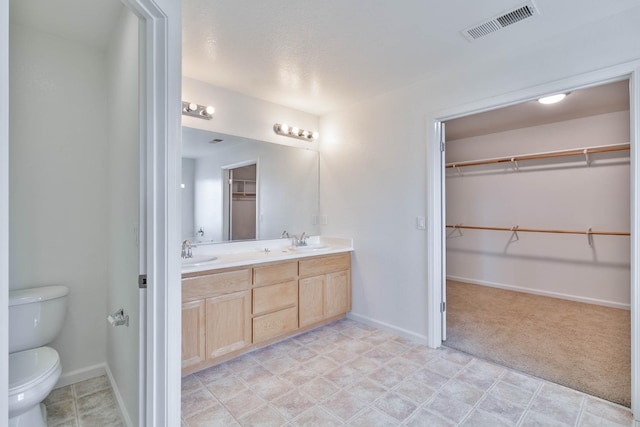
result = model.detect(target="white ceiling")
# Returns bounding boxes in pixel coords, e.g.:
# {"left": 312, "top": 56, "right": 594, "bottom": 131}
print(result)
{"left": 182, "top": 0, "right": 640, "bottom": 115}
{"left": 9, "top": 0, "right": 640, "bottom": 117}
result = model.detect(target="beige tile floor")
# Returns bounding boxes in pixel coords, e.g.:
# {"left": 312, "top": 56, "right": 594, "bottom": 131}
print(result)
{"left": 181, "top": 318, "right": 634, "bottom": 426}
{"left": 44, "top": 374, "right": 124, "bottom": 427}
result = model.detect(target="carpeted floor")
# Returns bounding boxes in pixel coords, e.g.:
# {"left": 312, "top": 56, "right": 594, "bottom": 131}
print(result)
{"left": 445, "top": 280, "right": 631, "bottom": 407}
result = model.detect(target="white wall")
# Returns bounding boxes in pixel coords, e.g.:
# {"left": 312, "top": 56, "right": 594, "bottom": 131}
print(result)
{"left": 106, "top": 6, "right": 139, "bottom": 425}
{"left": 182, "top": 77, "right": 319, "bottom": 150}
{"left": 319, "top": 7, "right": 640, "bottom": 340}
{"left": 446, "top": 111, "right": 630, "bottom": 308}
{"left": 9, "top": 23, "right": 108, "bottom": 377}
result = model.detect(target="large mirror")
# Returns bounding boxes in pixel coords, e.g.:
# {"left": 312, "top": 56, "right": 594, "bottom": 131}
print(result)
{"left": 182, "top": 127, "right": 320, "bottom": 243}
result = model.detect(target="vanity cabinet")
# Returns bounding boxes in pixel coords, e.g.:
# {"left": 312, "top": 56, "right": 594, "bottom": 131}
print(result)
{"left": 252, "top": 261, "right": 299, "bottom": 343}
{"left": 181, "top": 252, "right": 351, "bottom": 375}
{"left": 181, "top": 267, "right": 252, "bottom": 370}
{"left": 299, "top": 253, "right": 351, "bottom": 327}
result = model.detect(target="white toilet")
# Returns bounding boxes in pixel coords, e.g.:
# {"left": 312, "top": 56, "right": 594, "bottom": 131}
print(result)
{"left": 8, "top": 285, "right": 69, "bottom": 427}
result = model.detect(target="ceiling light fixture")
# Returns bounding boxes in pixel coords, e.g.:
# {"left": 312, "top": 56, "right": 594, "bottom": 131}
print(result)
{"left": 273, "top": 123, "right": 319, "bottom": 141}
{"left": 538, "top": 93, "right": 567, "bottom": 105}
{"left": 182, "top": 101, "right": 215, "bottom": 119}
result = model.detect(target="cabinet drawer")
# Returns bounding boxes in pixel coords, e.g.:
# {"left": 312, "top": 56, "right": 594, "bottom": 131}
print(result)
{"left": 253, "top": 261, "right": 298, "bottom": 287}
{"left": 182, "top": 268, "right": 250, "bottom": 302}
{"left": 299, "top": 253, "right": 351, "bottom": 278}
{"left": 253, "top": 280, "right": 298, "bottom": 315}
{"left": 252, "top": 306, "right": 298, "bottom": 343}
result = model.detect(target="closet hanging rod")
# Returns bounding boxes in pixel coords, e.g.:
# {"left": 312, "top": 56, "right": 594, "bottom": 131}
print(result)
{"left": 445, "top": 224, "right": 630, "bottom": 237}
{"left": 445, "top": 143, "right": 630, "bottom": 169}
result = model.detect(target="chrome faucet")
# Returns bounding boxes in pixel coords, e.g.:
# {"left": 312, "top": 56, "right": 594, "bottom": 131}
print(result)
{"left": 281, "top": 230, "right": 290, "bottom": 238}
{"left": 292, "top": 232, "right": 308, "bottom": 247}
{"left": 181, "top": 240, "right": 193, "bottom": 259}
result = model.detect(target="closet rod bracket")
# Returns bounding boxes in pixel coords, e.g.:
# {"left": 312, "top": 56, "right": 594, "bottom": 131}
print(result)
{"left": 510, "top": 225, "right": 519, "bottom": 241}
{"left": 587, "top": 227, "right": 594, "bottom": 247}
{"left": 584, "top": 149, "right": 591, "bottom": 167}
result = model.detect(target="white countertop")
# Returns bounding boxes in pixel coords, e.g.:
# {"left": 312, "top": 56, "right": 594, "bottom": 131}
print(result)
{"left": 181, "top": 236, "right": 354, "bottom": 274}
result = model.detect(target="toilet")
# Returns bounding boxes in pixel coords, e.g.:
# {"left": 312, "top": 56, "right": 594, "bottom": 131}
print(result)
{"left": 8, "top": 285, "right": 69, "bottom": 427}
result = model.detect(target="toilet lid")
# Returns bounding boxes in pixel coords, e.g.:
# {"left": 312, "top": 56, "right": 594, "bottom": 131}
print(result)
{"left": 9, "top": 347, "right": 60, "bottom": 395}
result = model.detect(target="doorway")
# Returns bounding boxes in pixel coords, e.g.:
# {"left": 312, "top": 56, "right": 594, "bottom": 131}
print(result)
{"left": 442, "top": 80, "right": 631, "bottom": 405}
{"left": 426, "top": 66, "right": 640, "bottom": 417}
{"left": 224, "top": 162, "right": 258, "bottom": 241}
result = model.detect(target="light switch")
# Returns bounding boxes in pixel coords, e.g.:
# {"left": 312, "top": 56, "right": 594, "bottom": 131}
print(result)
{"left": 416, "top": 216, "right": 426, "bottom": 230}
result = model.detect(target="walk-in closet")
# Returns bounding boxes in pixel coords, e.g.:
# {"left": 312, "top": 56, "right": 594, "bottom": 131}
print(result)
{"left": 443, "top": 80, "right": 631, "bottom": 406}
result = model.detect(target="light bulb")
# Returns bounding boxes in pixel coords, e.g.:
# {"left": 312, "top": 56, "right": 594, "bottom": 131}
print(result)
{"left": 279, "top": 124, "right": 289, "bottom": 134}
{"left": 538, "top": 93, "right": 566, "bottom": 105}
{"left": 312, "top": 132, "right": 319, "bottom": 139}
{"left": 187, "top": 102, "right": 198, "bottom": 112}
{"left": 205, "top": 106, "right": 215, "bottom": 115}
{"left": 291, "top": 127, "right": 299, "bottom": 136}
{"left": 301, "top": 130, "right": 309, "bottom": 138}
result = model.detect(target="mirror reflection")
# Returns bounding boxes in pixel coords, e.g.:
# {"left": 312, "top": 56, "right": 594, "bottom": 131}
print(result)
{"left": 181, "top": 127, "right": 320, "bottom": 243}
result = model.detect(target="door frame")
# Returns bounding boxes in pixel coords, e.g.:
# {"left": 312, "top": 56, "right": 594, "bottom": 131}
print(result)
{"left": 1, "top": 0, "right": 9, "bottom": 419}
{"left": 426, "top": 61, "right": 640, "bottom": 417}
{"left": 121, "top": 0, "right": 181, "bottom": 426}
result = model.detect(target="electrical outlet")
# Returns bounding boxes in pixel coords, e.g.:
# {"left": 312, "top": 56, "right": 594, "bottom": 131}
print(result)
{"left": 416, "top": 216, "right": 426, "bottom": 230}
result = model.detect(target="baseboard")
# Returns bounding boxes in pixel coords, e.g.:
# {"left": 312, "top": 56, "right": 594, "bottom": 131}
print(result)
{"left": 55, "top": 363, "right": 106, "bottom": 389}
{"left": 347, "top": 312, "right": 428, "bottom": 345}
{"left": 104, "top": 364, "right": 134, "bottom": 427}
{"left": 447, "top": 275, "right": 630, "bottom": 310}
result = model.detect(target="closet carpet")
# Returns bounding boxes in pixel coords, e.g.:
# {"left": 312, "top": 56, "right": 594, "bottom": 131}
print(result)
{"left": 445, "top": 280, "right": 631, "bottom": 407}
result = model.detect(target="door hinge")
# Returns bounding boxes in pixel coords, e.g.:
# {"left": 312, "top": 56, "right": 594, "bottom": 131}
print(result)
{"left": 440, "top": 141, "right": 445, "bottom": 152}
{"left": 440, "top": 301, "right": 446, "bottom": 312}
{"left": 138, "top": 274, "right": 147, "bottom": 289}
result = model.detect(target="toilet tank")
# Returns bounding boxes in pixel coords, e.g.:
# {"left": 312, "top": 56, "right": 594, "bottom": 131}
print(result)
{"left": 9, "top": 285, "right": 69, "bottom": 353}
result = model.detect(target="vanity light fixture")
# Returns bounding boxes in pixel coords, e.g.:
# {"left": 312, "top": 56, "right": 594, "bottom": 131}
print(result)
{"left": 538, "top": 93, "right": 568, "bottom": 105}
{"left": 182, "top": 101, "right": 215, "bottom": 120}
{"left": 273, "top": 123, "right": 319, "bottom": 141}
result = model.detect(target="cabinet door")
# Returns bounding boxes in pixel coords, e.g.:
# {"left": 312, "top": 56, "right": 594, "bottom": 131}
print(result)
{"left": 325, "top": 270, "right": 350, "bottom": 318}
{"left": 299, "top": 276, "right": 324, "bottom": 327}
{"left": 205, "top": 290, "right": 251, "bottom": 359}
{"left": 182, "top": 300, "right": 206, "bottom": 369}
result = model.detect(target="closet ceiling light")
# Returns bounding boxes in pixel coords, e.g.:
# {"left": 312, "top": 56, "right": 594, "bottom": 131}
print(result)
{"left": 273, "top": 123, "right": 319, "bottom": 141}
{"left": 538, "top": 93, "right": 567, "bottom": 105}
{"left": 182, "top": 101, "right": 215, "bottom": 120}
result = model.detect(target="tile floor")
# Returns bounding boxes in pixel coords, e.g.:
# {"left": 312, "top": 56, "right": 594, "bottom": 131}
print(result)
{"left": 181, "top": 318, "right": 634, "bottom": 426}
{"left": 44, "top": 374, "right": 124, "bottom": 427}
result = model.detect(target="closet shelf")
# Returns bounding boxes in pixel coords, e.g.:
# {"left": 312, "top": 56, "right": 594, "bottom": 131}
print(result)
{"left": 445, "top": 143, "right": 630, "bottom": 170}
{"left": 446, "top": 224, "right": 630, "bottom": 237}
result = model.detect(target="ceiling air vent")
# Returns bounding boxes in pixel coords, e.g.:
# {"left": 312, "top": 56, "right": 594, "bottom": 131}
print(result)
{"left": 462, "top": 1, "right": 539, "bottom": 42}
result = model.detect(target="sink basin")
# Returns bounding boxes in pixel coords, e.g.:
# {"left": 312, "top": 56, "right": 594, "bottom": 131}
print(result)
{"left": 292, "top": 244, "right": 328, "bottom": 251}
{"left": 181, "top": 255, "right": 217, "bottom": 266}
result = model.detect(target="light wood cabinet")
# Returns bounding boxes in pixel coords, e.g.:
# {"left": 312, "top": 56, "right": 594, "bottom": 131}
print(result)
{"left": 326, "top": 270, "right": 350, "bottom": 318}
{"left": 299, "top": 276, "right": 324, "bottom": 327}
{"left": 182, "top": 267, "right": 251, "bottom": 371}
{"left": 299, "top": 253, "right": 351, "bottom": 327}
{"left": 182, "top": 252, "right": 351, "bottom": 375}
{"left": 181, "top": 300, "right": 205, "bottom": 369}
{"left": 252, "top": 261, "right": 299, "bottom": 344}
{"left": 205, "top": 290, "right": 251, "bottom": 359}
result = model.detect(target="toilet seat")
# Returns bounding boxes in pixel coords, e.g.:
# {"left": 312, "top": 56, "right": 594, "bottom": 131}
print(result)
{"left": 9, "top": 347, "right": 61, "bottom": 396}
